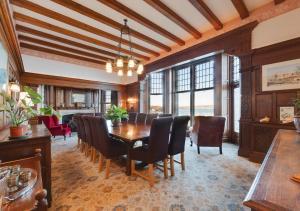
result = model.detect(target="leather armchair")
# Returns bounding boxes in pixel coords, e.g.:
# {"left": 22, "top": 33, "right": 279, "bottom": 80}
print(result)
{"left": 38, "top": 115, "right": 71, "bottom": 140}
{"left": 190, "top": 116, "right": 225, "bottom": 154}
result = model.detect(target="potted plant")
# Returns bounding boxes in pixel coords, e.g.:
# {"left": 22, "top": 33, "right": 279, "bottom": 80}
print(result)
{"left": 293, "top": 98, "right": 300, "bottom": 132}
{"left": 0, "top": 87, "right": 38, "bottom": 137}
{"left": 24, "top": 86, "right": 60, "bottom": 124}
{"left": 106, "top": 105, "right": 128, "bottom": 127}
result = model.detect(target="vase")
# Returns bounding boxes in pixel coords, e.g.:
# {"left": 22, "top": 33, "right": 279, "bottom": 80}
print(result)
{"left": 111, "top": 119, "right": 120, "bottom": 127}
{"left": 9, "top": 126, "right": 23, "bottom": 137}
{"left": 294, "top": 116, "right": 300, "bottom": 133}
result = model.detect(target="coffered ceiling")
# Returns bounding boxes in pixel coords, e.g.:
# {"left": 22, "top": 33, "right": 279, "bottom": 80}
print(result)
{"left": 9, "top": 0, "right": 286, "bottom": 69}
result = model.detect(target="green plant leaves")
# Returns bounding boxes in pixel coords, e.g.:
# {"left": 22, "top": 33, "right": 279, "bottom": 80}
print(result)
{"left": 105, "top": 104, "right": 128, "bottom": 121}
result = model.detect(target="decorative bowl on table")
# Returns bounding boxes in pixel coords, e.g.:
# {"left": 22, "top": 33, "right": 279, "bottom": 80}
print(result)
{"left": 0, "top": 165, "right": 37, "bottom": 206}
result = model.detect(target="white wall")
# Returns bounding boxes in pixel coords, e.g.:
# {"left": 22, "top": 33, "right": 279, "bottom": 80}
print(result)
{"left": 22, "top": 54, "right": 138, "bottom": 85}
{"left": 252, "top": 8, "right": 300, "bottom": 49}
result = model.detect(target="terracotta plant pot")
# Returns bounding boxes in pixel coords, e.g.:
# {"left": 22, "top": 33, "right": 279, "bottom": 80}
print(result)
{"left": 10, "top": 126, "right": 23, "bottom": 137}
{"left": 294, "top": 116, "right": 300, "bottom": 133}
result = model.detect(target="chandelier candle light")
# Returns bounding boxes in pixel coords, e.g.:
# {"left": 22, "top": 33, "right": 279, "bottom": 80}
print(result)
{"left": 105, "top": 19, "right": 144, "bottom": 77}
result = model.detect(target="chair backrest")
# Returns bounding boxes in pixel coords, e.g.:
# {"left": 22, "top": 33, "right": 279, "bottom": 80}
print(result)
{"left": 194, "top": 116, "right": 226, "bottom": 147}
{"left": 146, "top": 113, "right": 158, "bottom": 125}
{"left": 158, "top": 114, "right": 173, "bottom": 118}
{"left": 95, "top": 112, "right": 103, "bottom": 117}
{"left": 82, "top": 116, "right": 93, "bottom": 146}
{"left": 52, "top": 115, "right": 59, "bottom": 126}
{"left": 128, "top": 112, "right": 137, "bottom": 123}
{"left": 85, "top": 116, "right": 96, "bottom": 147}
{"left": 73, "top": 114, "right": 81, "bottom": 138}
{"left": 168, "top": 116, "right": 190, "bottom": 156}
{"left": 38, "top": 116, "right": 51, "bottom": 129}
{"left": 136, "top": 113, "right": 147, "bottom": 124}
{"left": 147, "top": 117, "right": 173, "bottom": 163}
{"left": 91, "top": 117, "right": 112, "bottom": 156}
{"left": 77, "top": 115, "right": 86, "bottom": 141}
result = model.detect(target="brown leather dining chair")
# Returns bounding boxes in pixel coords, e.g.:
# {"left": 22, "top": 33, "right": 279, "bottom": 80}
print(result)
{"left": 146, "top": 113, "right": 158, "bottom": 125}
{"left": 128, "top": 112, "right": 137, "bottom": 124}
{"left": 129, "top": 117, "right": 173, "bottom": 187}
{"left": 136, "top": 113, "right": 147, "bottom": 124}
{"left": 190, "top": 116, "right": 226, "bottom": 154}
{"left": 91, "top": 117, "right": 127, "bottom": 179}
{"left": 168, "top": 116, "right": 190, "bottom": 176}
{"left": 73, "top": 114, "right": 81, "bottom": 148}
{"left": 76, "top": 115, "right": 87, "bottom": 153}
{"left": 158, "top": 114, "right": 173, "bottom": 118}
{"left": 82, "top": 116, "right": 94, "bottom": 159}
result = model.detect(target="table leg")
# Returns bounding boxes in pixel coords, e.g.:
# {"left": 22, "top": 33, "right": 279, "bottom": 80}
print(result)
{"left": 126, "top": 143, "right": 135, "bottom": 176}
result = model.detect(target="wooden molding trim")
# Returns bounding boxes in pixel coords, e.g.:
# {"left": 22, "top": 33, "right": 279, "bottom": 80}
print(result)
{"left": 18, "top": 35, "right": 110, "bottom": 61}
{"left": 252, "top": 37, "right": 300, "bottom": 66}
{"left": 144, "top": 0, "right": 201, "bottom": 39}
{"left": 98, "top": 0, "right": 185, "bottom": 46}
{"left": 14, "top": 12, "right": 150, "bottom": 61}
{"left": 0, "top": 0, "right": 24, "bottom": 73}
{"left": 51, "top": 0, "right": 171, "bottom": 52}
{"left": 230, "top": 0, "right": 249, "bottom": 19}
{"left": 188, "top": 0, "right": 223, "bottom": 30}
{"left": 20, "top": 42, "right": 106, "bottom": 65}
{"left": 16, "top": 25, "right": 117, "bottom": 58}
{"left": 21, "top": 72, "right": 126, "bottom": 91}
{"left": 145, "top": 21, "right": 258, "bottom": 73}
{"left": 11, "top": 0, "right": 159, "bottom": 57}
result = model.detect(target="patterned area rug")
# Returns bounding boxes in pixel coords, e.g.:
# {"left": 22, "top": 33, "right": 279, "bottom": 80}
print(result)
{"left": 49, "top": 134, "right": 259, "bottom": 211}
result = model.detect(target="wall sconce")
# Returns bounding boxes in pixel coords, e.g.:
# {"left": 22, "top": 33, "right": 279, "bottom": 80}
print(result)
{"left": 9, "top": 82, "right": 20, "bottom": 92}
{"left": 127, "top": 98, "right": 137, "bottom": 104}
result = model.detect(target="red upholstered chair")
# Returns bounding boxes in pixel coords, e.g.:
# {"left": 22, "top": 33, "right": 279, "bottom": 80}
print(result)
{"left": 190, "top": 116, "right": 226, "bottom": 154}
{"left": 38, "top": 115, "right": 71, "bottom": 140}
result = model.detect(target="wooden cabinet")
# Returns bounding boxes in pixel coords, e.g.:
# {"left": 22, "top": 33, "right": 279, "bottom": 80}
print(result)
{"left": 244, "top": 129, "right": 300, "bottom": 210}
{"left": 0, "top": 124, "right": 52, "bottom": 206}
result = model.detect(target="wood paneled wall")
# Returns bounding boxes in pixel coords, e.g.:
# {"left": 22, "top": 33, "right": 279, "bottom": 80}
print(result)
{"left": 0, "top": 0, "right": 23, "bottom": 130}
{"left": 239, "top": 37, "right": 300, "bottom": 163}
{"left": 125, "top": 82, "right": 139, "bottom": 112}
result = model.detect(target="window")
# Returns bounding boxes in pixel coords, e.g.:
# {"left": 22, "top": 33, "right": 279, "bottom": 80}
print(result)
{"left": 175, "top": 66, "right": 191, "bottom": 116}
{"left": 231, "top": 56, "right": 241, "bottom": 133}
{"left": 194, "top": 60, "right": 215, "bottom": 116}
{"left": 149, "top": 72, "right": 164, "bottom": 113}
{"left": 102, "top": 90, "right": 111, "bottom": 113}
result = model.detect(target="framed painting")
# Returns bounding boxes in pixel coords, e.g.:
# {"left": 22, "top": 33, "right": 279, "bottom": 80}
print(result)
{"left": 262, "top": 58, "right": 300, "bottom": 91}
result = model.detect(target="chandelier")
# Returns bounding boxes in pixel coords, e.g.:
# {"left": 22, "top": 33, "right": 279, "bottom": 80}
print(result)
{"left": 105, "top": 19, "right": 144, "bottom": 77}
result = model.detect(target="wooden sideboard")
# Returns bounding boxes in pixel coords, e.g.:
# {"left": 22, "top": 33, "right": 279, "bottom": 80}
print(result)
{"left": 244, "top": 129, "right": 300, "bottom": 210}
{"left": 0, "top": 124, "right": 52, "bottom": 206}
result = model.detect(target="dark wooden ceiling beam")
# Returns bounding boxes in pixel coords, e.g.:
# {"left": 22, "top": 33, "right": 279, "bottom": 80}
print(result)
{"left": 188, "top": 0, "right": 223, "bottom": 30}
{"left": 51, "top": 0, "right": 171, "bottom": 52}
{"left": 230, "top": 0, "right": 249, "bottom": 19}
{"left": 18, "top": 34, "right": 110, "bottom": 61}
{"left": 20, "top": 42, "right": 106, "bottom": 65}
{"left": 274, "top": 0, "right": 285, "bottom": 4}
{"left": 98, "top": 0, "right": 185, "bottom": 46}
{"left": 16, "top": 25, "right": 117, "bottom": 58}
{"left": 144, "top": 0, "right": 201, "bottom": 39}
{"left": 14, "top": 12, "right": 150, "bottom": 61}
{"left": 11, "top": 0, "right": 159, "bottom": 57}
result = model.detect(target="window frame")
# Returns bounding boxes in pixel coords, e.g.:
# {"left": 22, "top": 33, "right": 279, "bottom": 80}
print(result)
{"left": 228, "top": 56, "right": 241, "bottom": 143}
{"left": 148, "top": 71, "right": 165, "bottom": 113}
{"left": 172, "top": 56, "right": 216, "bottom": 119}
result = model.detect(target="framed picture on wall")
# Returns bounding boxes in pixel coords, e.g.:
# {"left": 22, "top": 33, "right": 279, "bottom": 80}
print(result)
{"left": 262, "top": 58, "right": 300, "bottom": 91}
{"left": 279, "top": 106, "right": 294, "bottom": 124}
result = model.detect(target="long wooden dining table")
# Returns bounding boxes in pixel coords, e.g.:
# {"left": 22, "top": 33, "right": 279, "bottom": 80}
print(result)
{"left": 106, "top": 120, "right": 151, "bottom": 175}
